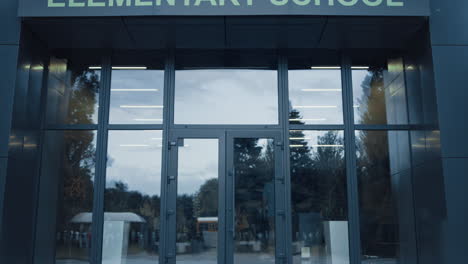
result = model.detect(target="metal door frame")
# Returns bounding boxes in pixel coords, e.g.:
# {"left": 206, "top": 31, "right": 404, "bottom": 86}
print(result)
{"left": 225, "top": 130, "right": 286, "bottom": 264}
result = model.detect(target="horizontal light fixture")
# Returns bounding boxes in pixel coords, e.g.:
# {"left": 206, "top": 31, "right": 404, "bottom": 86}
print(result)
{"left": 290, "top": 144, "right": 344, "bottom": 148}
{"left": 120, "top": 144, "right": 150, "bottom": 147}
{"left": 301, "top": 89, "right": 341, "bottom": 92}
{"left": 112, "top": 89, "right": 158, "bottom": 92}
{"left": 311, "top": 66, "right": 341, "bottom": 69}
{"left": 88, "top": 66, "right": 147, "bottom": 70}
{"left": 353, "top": 105, "right": 360, "bottom": 108}
{"left": 289, "top": 137, "right": 312, "bottom": 140}
{"left": 133, "top": 118, "right": 163, "bottom": 122}
{"left": 294, "top": 106, "right": 337, "bottom": 109}
{"left": 289, "top": 118, "right": 327, "bottom": 122}
{"left": 351, "top": 66, "right": 369, "bottom": 70}
{"left": 120, "top": 105, "right": 163, "bottom": 109}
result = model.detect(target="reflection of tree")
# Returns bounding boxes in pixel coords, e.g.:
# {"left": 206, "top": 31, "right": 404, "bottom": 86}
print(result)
{"left": 194, "top": 178, "right": 218, "bottom": 218}
{"left": 357, "top": 67, "right": 387, "bottom": 124}
{"left": 67, "top": 67, "right": 100, "bottom": 124}
{"left": 60, "top": 131, "right": 96, "bottom": 230}
{"left": 357, "top": 130, "right": 396, "bottom": 257}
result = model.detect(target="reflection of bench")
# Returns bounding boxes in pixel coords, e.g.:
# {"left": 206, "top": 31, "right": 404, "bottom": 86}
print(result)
{"left": 236, "top": 241, "right": 261, "bottom": 252}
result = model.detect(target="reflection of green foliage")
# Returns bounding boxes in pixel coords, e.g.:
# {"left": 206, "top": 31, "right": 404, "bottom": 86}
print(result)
{"left": 358, "top": 67, "right": 387, "bottom": 124}
{"left": 61, "top": 131, "right": 95, "bottom": 227}
{"left": 68, "top": 69, "right": 100, "bottom": 124}
{"left": 194, "top": 178, "right": 218, "bottom": 218}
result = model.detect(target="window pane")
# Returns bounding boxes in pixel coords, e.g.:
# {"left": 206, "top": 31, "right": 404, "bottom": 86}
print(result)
{"left": 102, "top": 130, "right": 163, "bottom": 264}
{"left": 234, "top": 138, "right": 275, "bottom": 264}
{"left": 46, "top": 57, "right": 100, "bottom": 125}
{"left": 175, "top": 69, "right": 278, "bottom": 124}
{"left": 290, "top": 131, "right": 349, "bottom": 264}
{"left": 109, "top": 69, "right": 164, "bottom": 124}
{"left": 352, "top": 58, "right": 408, "bottom": 125}
{"left": 356, "top": 130, "right": 415, "bottom": 263}
{"left": 289, "top": 68, "right": 344, "bottom": 125}
{"left": 35, "top": 131, "right": 97, "bottom": 263}
{"left": 177, "top": 139, "right": 219, "bottom": 264}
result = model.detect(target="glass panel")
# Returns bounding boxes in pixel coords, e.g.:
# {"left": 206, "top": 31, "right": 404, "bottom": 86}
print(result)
{"left": 352, "top": 58, "right": 408, "bottom": 125}
{"left": 109, "top": 68, "right": 164, "bottom": 124}
{"left": 290, "top": 130, "right": 349, "bottom": 264}
{"left": 356, "top": 130, "right": 414, "bottom": 263}
{"left": 35, "top": 131, "right": 96, "bottom": 263}
{"left": 46, "top": 57, "right": 100, "bottom": 125}
{"left": 175, "top": 69, "right": 278, "bottom": 124}
{"left": 102, "top": 131, "right": 163, "bottom": 264}
{"left": 234, "top": 138, "right": 275, "bottom": 264}
{"left": 177, "top": 139, "right": 219, "bottom": 264}
{"left": 289, "top": 68, "right": 344, "bottom": 125}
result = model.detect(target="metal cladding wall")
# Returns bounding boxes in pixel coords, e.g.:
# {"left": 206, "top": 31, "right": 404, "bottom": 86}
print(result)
{"left": 0, "top": 0, "right": 20, "bottom": 239}
{"left": 429, "top": 1, "right": 468, "bottom": 263}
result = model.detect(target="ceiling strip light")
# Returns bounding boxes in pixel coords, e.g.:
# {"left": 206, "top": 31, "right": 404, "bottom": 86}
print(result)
{"left": 133, "top": 118, "right": 163, "bottom": 122}
{"left": 88, "top": 66, "right": 147, "bottom": 70}
{"left": 112, "top": 89, "right": 158, "bottom": 92}
{"left": 311, "top": 66, "right": 341, "bottom": 69}
{"left": 351, "top": 66, "right": 369, "bottom": 70}
{"left": 294, "top": 106, "right": 337, "bottom": 109}
{"left": 120, "top": 105, "right": 163, "bottom": 109}
{"left": 120, "top": 144, "right": 150, "bottom": 147}
{"left": 289, "top": 118, "right": 327, "bottom": 122}
{"left": 301, "top": 89, "right": 341, "bottom": 92}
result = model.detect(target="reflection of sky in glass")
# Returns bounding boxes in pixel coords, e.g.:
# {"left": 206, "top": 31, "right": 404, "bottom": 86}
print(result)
{"left": 288, "top": 69, "right": 343, "bottom": 124}
{"left": 352, "top": 70, "right": 371, "bottom": 124}
{"left": 106, "top": 130, "right": 163, "bottom": 196}
{"left": 109, "top": 70, "right": 164, "bottom": 124}
{"left": 175, "top": 69, "right": 278, "bottom": 124}
{"left": 178, "top": 139, "right": 218, "bottom": 195}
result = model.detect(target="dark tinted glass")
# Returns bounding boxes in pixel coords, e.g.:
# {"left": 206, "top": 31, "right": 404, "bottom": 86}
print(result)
{"left": 356, "top": 130, "right": 415, "bottom": 263}
{"left": 234, "top": 138, "right": 275, "bottom": 264}
{"left": 35, "top": 131, "right": 97, "bottom": 263}
{"left": 102, "top": 131, "right": 163, "bottom": 263}
{"left": 46, "top": 57, "right": 101, "bottom": 125}
{"left": 290, "top": 130, "right": 349, "bottom": 264}
{"left": 352, "top": 58, "right": 408, "bottom": 125}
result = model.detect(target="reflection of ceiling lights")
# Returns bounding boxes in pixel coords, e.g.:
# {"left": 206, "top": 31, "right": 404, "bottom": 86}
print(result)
{"left": 88, "top": 66, "right": 147, "bottom": 70}
{"left": 301, "top": 89, "right": 341, "bottom": 92}
{"left": 313, "top": 145, "right": 343, "bottom": 147}
{"left": 294, "top": 106, "right": 337, "bottom": 109}
{"left": 112, "top": 89, "right": 158, "bottom": 92}
{"left": 289, "top": 137, "right": 312, "bottom": 140}
{"left": 120, "top": 105, "right": 163, "bottom": 109}
{"left": 351, "top": 66, "right": 369, "bottom": 70}
{"left": 289, "top": 118, "right": 327, "bottom": 122}
{"left": 120, "top": 144, "right": 150, "bottom": 147}
{"left": 310, "top": 66, "right": 341, "bottom": 69}
{"left": 133, "top": 118, "right": 163, "bottom": 122}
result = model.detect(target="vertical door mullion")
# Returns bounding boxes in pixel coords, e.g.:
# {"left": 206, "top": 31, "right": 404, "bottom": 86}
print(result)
{"left": 274, "top": 133, "right": 286, "bottom": 264}
{"left": 225, "top": 133, "right": 234, "bottom": 264}
{"left": 165, "top": 135, "right": 179, "bottom": 264}
{"left": 341, "top": 54, "right": 362, "bottom": 264}
{"left": 278, "top": 53, "right": 292, "bottom": 264}
{"left": 91, "top": 54, "right": 112, "bottom": 264}
{"left": 218, "top": 133, "right": 227, "bottom": 264}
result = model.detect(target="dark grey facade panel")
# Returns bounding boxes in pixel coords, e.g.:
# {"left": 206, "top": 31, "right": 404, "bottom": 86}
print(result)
{"left": 431, "top": 45, "right": 468, "bottom": 158}
{"left": 18, "top": 0, "right": 430, "bottom": 17}
{"left": 429, "top": 0, "right": 468, "bottom": 46}
{"left": 0, "top": 0, "right": 20, "bottom": 44}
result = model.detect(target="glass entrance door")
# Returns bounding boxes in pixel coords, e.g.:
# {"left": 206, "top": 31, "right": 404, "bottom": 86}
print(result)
{"left": 226, "top": 131, "right": 285, "bottom": 264}
{"left": 165, "top": 131, "right": 284, "bottom": 264}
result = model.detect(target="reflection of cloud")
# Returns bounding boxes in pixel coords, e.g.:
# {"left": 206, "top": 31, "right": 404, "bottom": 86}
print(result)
{"left": 175, "top": 69, "right": 278, "bottom": 124}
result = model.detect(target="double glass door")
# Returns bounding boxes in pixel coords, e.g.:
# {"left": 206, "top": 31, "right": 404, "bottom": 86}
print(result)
{"left": 165, "top": 130, "right": 285, "bottom": 264}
